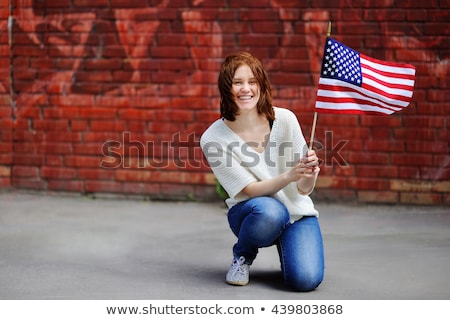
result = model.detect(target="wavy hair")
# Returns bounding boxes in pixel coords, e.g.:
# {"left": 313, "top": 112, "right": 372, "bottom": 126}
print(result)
{"left": 218, "top": 52, "right": 274, "bottom": 122}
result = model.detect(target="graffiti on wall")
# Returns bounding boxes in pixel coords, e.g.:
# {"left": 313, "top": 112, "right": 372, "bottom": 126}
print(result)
{"left": 2, "top": 0, "right": 448, "bottom": 199}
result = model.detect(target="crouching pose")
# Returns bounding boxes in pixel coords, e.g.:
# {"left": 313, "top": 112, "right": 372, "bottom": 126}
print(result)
{"left": 200, "top": 52, "right": 324, "bottom": 292}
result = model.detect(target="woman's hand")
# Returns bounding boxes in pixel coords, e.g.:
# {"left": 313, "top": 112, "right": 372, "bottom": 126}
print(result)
{"left": 295, "top": 149, "right": 320, "bottom": 195}
{"left": 298, "top": 149, "right": 320, "bottom": 177}
{"left": 287, "top": 150, "right": 320, "bottom": 181}
{"left": 242, "top": 150, "right": 320, "bottom": 198}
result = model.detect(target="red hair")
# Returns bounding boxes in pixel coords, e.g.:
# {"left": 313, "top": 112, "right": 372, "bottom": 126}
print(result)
{"left": 218, "top": 52, "right": 274, "bottom": 122}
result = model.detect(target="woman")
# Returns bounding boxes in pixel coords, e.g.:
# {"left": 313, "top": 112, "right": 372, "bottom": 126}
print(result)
{"left": 200, "top": 52, "right": 324, "bottom": 292}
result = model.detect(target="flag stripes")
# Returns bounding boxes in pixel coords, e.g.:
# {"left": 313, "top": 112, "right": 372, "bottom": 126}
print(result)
{"left": 315, "top": 38, "right": 416, "bottom": 115}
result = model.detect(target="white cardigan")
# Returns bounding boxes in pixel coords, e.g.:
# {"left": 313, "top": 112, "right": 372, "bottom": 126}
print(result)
{"left": 200, "top": 107, "right": 318, "bottom": 221}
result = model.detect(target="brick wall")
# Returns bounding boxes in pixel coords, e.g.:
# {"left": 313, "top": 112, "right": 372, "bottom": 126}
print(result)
{"left": 0, "top": 0, "right": 12, "bottom": 189}
{"left": 1, "top": 0, "right": 449, "bottom": 205}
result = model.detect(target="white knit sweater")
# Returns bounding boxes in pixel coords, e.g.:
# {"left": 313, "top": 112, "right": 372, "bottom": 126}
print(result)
{"left": 200, "top": 107, "right": 319, "bottom": 221}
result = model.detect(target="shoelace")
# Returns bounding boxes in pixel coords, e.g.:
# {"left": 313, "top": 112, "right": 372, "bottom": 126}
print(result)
{"left": 230, "top": 256, "right": 247, "bottom": 278}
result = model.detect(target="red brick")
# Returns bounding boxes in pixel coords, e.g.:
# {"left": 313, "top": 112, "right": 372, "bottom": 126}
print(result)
{"left": 238, "top": 35, "right": 279, "bottom": 47}
{"left": 13, "top": 154, "right": 45, "bottom": 166}
{"left": 33, "top": 120, "right": 69, "bottom": 131}
{"left": 95, "top": 96, "right": 132, "bottom": 108}
{"left": 434, "top": 155, "right": 450, "bottom": 167}
{"left": 421, "top": 167, "right": 450, "bottom": 181}
{"left": 13, "top": 46, "right": 46, "bottom": 57}
{"left": 364, "top": 9, "right": 406, "bottom": 21}
{"left": 130, "top": 96, "right": 170, "bottom": 109}
{"left": 392, "top": 154, "right": 433, "bottom": 166}
{"left": 45, "top": 156, "right": 64, "bottom": 167}
{"left": 127, "top": 121, "right": 147, "bottom": 132}
{"left": 41, "top": 167, "right": 77, "bottom": 180}
{"left": 150, "top": 47, "right": 190, "bottom": 59}
{"left": 48, "top": 180, "right": 84, "bottom": 192}
{"left": 358, "top": 191, "right": 399, "bottom": 204}
{"left": 74, "top": 143, "right": 103, "bottom": 155}
{"left": 160, "top": 183, "right": 195, "bottom": 199}
{"left": 73, "top": 0, "right": 109, "bottom": 7}
{"left": 149, "top": 122, "right": 185, "bottom": 134}
{"left": 365, "top": 140, "right": 405, "bottom": 152}
{"left": 33, "top": 0, "right": 71, "bottom": 9}
{"left": 424, "top": 23, "right": 450, "bottom": 35}
{"left": 41, "top": 143, "right": 73, "bottom": 155}
{"left": 122, "top": 182, "right": 160, "bottom": 195}
{"left": 44, "top": 107, "right": 80, "bottom": 119}
{"left": 78, "top": 168, "right": 115, "bottom": 180}
{"left": 118, "top": 109, "right": 156, "bottom": 121}
{"left": 397, "top": 0, "right": 438, "bottom": 7}
{"left": 0, "top": 165, "right": 10, "bottom": 177}
{"left": 12, "top": 178, "right": 46, "bottom": 190}
{"left": 14, "top": 68, "right": 36, "bottom": 81}
{"left": 348, "top": 152, "right": 390, "bottom": 165}
{"left": 0, "top": 177, "right": 11, "bottom": 188}
{"left": 70, "top": 120, "right": 88, "bottom": 131}
{"left": 400, "top": 192, "right": 442, "bottom": 205}
{"left": 407, "top": 9, "right": 428, "bottom": 21}
{"left": 90, "top": 121, "right": 126, "bottom": 132}
{"left": 0, "top": 107, "right": 11, "bottom": 119}
{"left": 12, "top": 166, "right": 39, "bottom": 178}
{"left": 84, "top": 180, "right": 122, "bottom": 194}
{"left": 356, "top": 165, "right": 398, "bottom": 178}
{"left": 45, "top": 132, "right": 82, "bottom": 143}
{"left": 75, "top": 71, "right": 112, "bottom": 83}
{"left": 394, "top": 128, "right": 437, "bottom": 141}
{"left": 406, "top": 141, "right": 449, "bottom": 154}
{"left": 14, "top": 119, "right": 29, "bottom": 130}
{"left": 239, "top": 9, "right": 278, "bottom": 21}
{"left": 50, "top": 95, "right": 94, "bottom": 107}
{"left": 312, "top": 189, "right": 356, "bottom": 202}
{"left": 46, "top": 83, "right": 65, "bottom": 94}
{"left": 347, "top": 177, "right": 389, "bottom": 190}
{"left": 109, "top": 0, "right": 147, "bottom": 7}
{"left": 315, "top": 175, "right": 347, "bottom": 189}
{"left": 64, "top": 156, "right": 101, "bottom": 168}
{"left": 360, "top": 116, "right": 402, "bottom": 127}
{"left": 155, "top": 110, "right": 194, "bottom": 123}
{"left": 432, "top": 181, "right": 450, "bottom": 193}
{"left": 0, "top": 153, "right": 13, "bottom": 165}
{"left": 427, "top": 90, "right": 450, "bottom": 102}
{"left": 115, "top": 169, "right": 152, "bottom": 182}
{"left": 79, "top": 108, "right": 117, "bottom": 120}
{"left": 427, "top": 10, "right": 450, "bottom": 22}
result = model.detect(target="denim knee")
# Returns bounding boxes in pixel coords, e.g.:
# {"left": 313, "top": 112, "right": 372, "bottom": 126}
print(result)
{"left": 229, "top": 196, "right": 290, "bottom": 249}
{"left": 250, "top": 196, "right": 290, "bottom": 224}
{"left": 285, "top": 272, "right": 323, "bottom": 292}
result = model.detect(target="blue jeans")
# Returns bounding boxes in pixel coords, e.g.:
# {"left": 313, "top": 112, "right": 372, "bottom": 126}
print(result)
{"left": 227, "top": 196, "right": 324, "bottom": 292}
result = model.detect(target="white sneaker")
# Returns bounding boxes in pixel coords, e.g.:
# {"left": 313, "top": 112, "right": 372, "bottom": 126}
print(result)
{"left": 226, "top": 256, "right": 249, "bottom": 286}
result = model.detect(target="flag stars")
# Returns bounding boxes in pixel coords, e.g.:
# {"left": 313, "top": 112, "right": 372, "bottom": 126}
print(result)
{"left": 317, "top": 37, "right": 415, "bottom": 115}
{"left": 320, "top": 38, "right": 362, "bottom": 86}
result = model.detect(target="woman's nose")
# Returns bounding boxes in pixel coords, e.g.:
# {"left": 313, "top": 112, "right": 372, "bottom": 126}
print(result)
{"left": 241, "top": 82, "right": 250, "bottom": 91}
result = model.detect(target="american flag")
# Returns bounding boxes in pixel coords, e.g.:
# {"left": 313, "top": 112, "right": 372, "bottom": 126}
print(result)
{"left": 315, "top": 38, "right": 416, "bottom": 115}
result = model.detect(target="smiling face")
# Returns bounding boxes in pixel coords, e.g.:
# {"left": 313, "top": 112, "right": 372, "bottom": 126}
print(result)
{"left": 218, "top": 52, "right": 273, "bottom": 122}
{"left": 232, "top": 64, "right": 261, "bottom": 113}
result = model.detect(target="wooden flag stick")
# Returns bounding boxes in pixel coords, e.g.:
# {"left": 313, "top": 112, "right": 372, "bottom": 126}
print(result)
{"left": 309, "top": 21, "right": 332, "bottom": 150}
{"left": 308, "top": 111, "right": 318, "bottom": 150}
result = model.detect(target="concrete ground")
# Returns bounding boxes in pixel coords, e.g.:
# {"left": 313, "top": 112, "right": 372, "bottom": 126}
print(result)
{"left": 0, "top": 191, "right": 449, "bottom": 300}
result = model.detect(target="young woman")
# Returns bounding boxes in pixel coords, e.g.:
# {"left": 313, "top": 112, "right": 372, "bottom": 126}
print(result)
{"left": 200, "top": 52, "right": 324, "bottom": 292}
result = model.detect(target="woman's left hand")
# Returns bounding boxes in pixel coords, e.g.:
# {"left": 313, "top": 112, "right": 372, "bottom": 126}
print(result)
{"left": 298, "top": 149, "right": 320, "bottom": 177}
